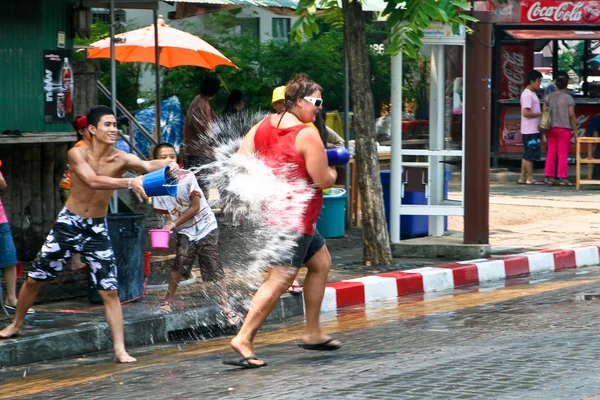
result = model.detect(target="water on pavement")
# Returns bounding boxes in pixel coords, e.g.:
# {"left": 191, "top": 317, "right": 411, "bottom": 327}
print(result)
{"left": 5, "top": 266, "right": 600, "bottom": 399}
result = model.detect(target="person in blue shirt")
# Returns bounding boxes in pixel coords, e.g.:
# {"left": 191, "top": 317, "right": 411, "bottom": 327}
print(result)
{"left": 544, "top": 77, "right": 558, "bottom": 97}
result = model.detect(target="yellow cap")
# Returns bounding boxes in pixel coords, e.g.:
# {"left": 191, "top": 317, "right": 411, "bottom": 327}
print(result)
{"left": 271, "top": 86, "right": 286, "bottom": 103}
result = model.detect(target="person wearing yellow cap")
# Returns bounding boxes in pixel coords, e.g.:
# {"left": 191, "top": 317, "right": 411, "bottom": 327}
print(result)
{"left": 271, "top": 85, "right": 286, "bottom": 113}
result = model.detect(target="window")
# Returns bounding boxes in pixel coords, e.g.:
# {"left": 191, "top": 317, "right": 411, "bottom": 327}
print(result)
{"left": 272, "top": 18, "right": 290, "bottom": 41}
{"left": 91, "top": 8, "right": 126, "bottom": 28}
{"left": 240, "top": 18, "right": 260, "bottom": 41}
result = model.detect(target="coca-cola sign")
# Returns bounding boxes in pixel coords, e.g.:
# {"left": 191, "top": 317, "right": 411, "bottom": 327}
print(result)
{"left": 521, "top": 0, "right": 600, "bottom": 24}
{"left": 499, "top": 43, "right": 534, "bottom": 100}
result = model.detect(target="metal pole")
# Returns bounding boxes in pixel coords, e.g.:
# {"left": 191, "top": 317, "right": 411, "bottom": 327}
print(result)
{"left": 154, "top": 9, "right": 161, "bottom": 143}
{"left": 110, "top": 0, "right": 116, "bottom": 116}
{"left": 109, "top": 0, "right": 118, "bottom": 214}
{"left": 552, "top": 40, "right": 559, "bottom": 78}
{"left": 491, "top": 25, "right": 501, "bottom": 168}
{"left": 344, "top": 43, "right": 351, "bottom": 228}
{"left": 464, "top": 22, "right": 491, "bottom": 244}
{"left": 389, "top": 52, "right": 403, "bottom": 243}
{"left": 584, "top": 40, "right": 589, "bottom": 97}
{"left": 428, "top": 45, "right": 445, "bottom": 236}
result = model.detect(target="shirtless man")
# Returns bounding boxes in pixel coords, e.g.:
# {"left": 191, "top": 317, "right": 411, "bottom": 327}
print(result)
{"left": 0, "top": 106, "right": 177, "bottom": 363}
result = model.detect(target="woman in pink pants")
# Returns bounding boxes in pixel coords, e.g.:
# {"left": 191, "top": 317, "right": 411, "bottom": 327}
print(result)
{"left": 544, "top": 71, "right": 577, "bottom": 186}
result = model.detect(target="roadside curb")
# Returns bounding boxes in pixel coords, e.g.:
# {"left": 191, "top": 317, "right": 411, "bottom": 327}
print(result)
{"left": 4, "top": 243, "right": 599, "bottom": 368}
{"left": 0, "top": 292, "right": 304, "bottom": 368}
{"left": 320, "top": 243, "right": 600, "bottom": 312}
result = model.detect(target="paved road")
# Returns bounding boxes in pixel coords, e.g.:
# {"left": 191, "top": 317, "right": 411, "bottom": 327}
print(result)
{"left": 4, "top": 268, "right": 600, "bottom": 399}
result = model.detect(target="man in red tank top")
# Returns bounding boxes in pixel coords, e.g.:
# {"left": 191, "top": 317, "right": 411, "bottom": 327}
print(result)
{"left": 223, "top": 74, "right": 342, "bottom": 369}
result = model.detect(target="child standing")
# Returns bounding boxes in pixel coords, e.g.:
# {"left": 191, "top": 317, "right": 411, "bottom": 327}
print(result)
{"left": 0, "top": 160, "right": 34, "bottom": 314}
{"left": 152, "top": 143, "right": 240, "bottom": 325}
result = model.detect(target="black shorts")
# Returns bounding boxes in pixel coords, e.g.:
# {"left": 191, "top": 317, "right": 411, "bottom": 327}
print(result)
{"left": 522, "top": 133, "right": 541, "bottom": 161}
{"left": 174, "top": 228, "right": 224, "bottom": 282}
{"left": 275, "top": 228, "right": 326, "bottom": 268}
{"left": 28, "top": 208, "right": 118, "bottom": 291}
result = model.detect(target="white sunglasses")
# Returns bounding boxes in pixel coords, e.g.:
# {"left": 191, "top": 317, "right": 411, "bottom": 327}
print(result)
{"left": 303, "top": 96, "right": 323, "bottom": 107}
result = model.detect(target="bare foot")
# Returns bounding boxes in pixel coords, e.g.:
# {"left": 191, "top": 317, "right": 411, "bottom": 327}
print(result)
{"left": 159, "top": 301, "right": 173, "bottom": 313}
{"left": 114, "top": 351, "right": 137, "bottom": 363}
{"left": 224, "top": 309, "right": 242, "bottom": 326}
{"left": 0, "top": 323, "right": 21, "bottom": 339}
{"left": 230, "top": 335, "right": 265, "bottom": 367}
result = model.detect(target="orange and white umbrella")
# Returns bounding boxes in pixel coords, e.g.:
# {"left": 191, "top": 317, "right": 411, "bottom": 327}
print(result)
{"left": 87, "top": 17, "right": 236, "bottom": 69}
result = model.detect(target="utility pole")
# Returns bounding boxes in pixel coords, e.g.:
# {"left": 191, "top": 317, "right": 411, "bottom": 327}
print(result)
{"left": 464, "top": 21, "right": 492, "bottom": 244}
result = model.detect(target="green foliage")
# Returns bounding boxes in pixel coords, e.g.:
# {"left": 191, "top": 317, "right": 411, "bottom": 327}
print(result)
{"left": 74, "top": 20, "right": 144, "bottom": 112}
{"left": 559, "top": 41, "right": 585, "bottom": 77}
{"left": 295, "top": 0, "right": 476, "bottom": 59}
{"left": 160, "top": 16, "right": 390, "bottom": 115}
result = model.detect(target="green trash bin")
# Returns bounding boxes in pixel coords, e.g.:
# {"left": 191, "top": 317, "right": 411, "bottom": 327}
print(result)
{"left": 316, "top": 188, "right": 347, "bottom": 238}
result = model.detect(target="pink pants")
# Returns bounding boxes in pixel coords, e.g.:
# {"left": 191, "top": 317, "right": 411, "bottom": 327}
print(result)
{"left": 544, "top": 127, "right": 571, "bottom": 179}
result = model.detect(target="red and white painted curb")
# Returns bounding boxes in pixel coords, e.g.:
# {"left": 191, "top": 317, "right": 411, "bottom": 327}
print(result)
{"left": 320, "top": 243, "right": 600, "bottom": 312}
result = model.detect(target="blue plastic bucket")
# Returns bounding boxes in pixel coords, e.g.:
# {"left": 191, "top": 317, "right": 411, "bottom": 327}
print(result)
{"left": 143, "top": 165, "right": 177, "bottom": 197}
{"left": 317, "top": 188, "right": 347, "bottom": 238}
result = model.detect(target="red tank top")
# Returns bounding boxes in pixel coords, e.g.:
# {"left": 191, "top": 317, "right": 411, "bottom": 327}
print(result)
{"left": 254, "top": 115, "right": 323, "bottom": 235}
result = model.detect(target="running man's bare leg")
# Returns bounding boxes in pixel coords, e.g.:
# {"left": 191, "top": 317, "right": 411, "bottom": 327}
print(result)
{"left": 301, "top": 245, "right": 341, "bottom": 346}
{"left": 230, "top": 266, "right": 297, "bottom": 365}
{"left": 0, "top": 278, "right": 43, "bottom": 338}
{"left": 98, "top": 289, "right": 136, "bottom": 363}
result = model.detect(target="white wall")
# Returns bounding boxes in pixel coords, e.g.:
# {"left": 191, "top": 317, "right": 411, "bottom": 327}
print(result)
{"left": 125, "top": 4, "right": 298, "bottom": 41}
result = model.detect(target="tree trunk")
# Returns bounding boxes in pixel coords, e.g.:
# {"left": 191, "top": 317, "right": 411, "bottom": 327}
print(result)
{"left": 342, "top": 0, "right": 393, "bottom": 266}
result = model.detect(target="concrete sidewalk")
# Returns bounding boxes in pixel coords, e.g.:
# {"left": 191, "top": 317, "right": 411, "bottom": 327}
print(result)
{"left": 2, "top": 167, "right": 600, "bottom": 368}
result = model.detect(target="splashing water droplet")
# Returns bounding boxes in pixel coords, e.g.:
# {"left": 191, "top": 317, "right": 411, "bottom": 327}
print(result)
{"left": 181, "top": 111, "right": 316, "bottom": 312}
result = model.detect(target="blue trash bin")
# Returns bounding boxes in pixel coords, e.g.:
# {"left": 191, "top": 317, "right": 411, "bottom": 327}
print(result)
{"left": 380, "top": 169, "right": 451, "bottom": 239}
{"left": 316, "top": 188, "right": 347, "bottom": 238}
{"left": 88, "top": 213, "right": 145, "bottom": 304}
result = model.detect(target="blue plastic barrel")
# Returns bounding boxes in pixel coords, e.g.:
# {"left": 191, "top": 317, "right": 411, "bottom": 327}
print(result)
{"left": 88, "top": 213, "right": 145, "bottom": 304}
{"left": 316, "top": 188, "right": 347, "bottom": 238}
{"left": 380, "top": 170, "right": 451, "bottom": 238}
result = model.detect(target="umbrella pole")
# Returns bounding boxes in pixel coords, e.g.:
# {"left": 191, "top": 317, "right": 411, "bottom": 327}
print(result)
{"left": 154, "top": 9, "right": 161, "bottom": 143}
{"left": 110, "top": 0, "right": 118, "bottom": 214}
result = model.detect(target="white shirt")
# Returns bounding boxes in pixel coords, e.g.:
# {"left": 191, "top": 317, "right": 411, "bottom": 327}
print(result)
{"left": 153, "top": 170, "right": 217, "bottom": 241}
{"left": 520, "top": 88, "right": 541, "bottom": 134}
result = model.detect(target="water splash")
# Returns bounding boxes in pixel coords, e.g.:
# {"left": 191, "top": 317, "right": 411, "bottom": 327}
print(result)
{"left": 185, "top": 111, "right": 316, "bottom": 320}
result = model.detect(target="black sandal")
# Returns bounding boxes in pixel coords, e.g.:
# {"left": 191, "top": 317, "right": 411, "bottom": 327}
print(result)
{"left": 223, "top": 356, "right": 268, "bottom": 369}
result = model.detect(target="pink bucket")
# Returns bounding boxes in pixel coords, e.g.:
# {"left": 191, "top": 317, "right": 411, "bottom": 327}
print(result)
{"left": 149, "top": 229, "right": 170, "bottom": 249}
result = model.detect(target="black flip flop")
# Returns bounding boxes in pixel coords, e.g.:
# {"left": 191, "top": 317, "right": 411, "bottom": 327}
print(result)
{"left": 222, "top": 356, "right": 268, "bottom": 369}
{"left": 298, "top": 338, "right": 342, "bottom": 351}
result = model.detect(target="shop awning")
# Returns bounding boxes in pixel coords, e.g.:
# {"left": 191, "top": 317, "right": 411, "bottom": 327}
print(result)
{"left": 505, "top": 30, "right": 600, "bottom": 40}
